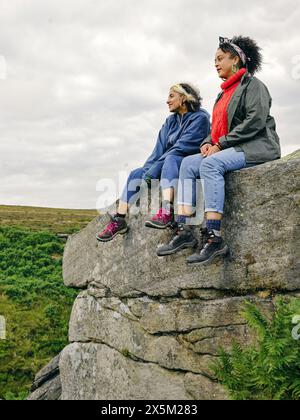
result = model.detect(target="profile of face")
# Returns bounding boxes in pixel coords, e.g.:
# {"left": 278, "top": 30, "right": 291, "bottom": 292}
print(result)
{"left": 167, "top": 90, "right": 186, "bottom": 113}
{"left": 215, "top": 48, "right": 240, "bottom": 80}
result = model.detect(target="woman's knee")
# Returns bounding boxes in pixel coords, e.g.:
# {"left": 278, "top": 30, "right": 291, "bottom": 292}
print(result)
{"left": 162, "top": 154, "right": 183, "bottom": 171}
{"left": 129, "top": 167, "right": 144, "bottom": 181}
{"left": 162, "top": 155, "right": 183, "bottom": 180}
{"left": 180, "top": 155, "right": 202, "bottom": 178}
{"left": 200, "top": 156, "right": 224, "bottom": 177}
{"left": 163, "top": 154, "right": 177, "bottom": 165}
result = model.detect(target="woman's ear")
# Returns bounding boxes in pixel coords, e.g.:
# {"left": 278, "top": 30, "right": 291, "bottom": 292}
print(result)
{"left": 233, "top": 56, "right": 240, "bottom": 66}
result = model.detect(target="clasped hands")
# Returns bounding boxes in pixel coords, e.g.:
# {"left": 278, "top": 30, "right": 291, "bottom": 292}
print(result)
{"left": 200, "top": 144, "right": 220, "bottom": 157}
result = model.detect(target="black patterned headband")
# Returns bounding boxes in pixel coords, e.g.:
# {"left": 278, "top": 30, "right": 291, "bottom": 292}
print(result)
{"left": 219, "top": 36, "right": 248, "bottom": 66}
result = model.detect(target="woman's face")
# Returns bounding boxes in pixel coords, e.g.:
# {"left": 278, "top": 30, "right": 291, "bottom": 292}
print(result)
{"left": 167, "top": 90, "right": 185, "bottom": 113}
{"left": 215, "top": 48, "right": 240, "bottom": 80}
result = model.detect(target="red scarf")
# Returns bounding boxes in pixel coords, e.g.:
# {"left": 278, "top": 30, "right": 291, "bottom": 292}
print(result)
{"left": 211, "top": 68, "right": 247, "bottom": 145}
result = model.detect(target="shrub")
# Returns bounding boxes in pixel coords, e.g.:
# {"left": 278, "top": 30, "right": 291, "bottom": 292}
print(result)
{"left": 213, "top": 298, "right": 300, "bottom": 400}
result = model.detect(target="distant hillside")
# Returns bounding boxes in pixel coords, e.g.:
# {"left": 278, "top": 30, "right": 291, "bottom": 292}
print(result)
{"left": 0, "top": 205, "right": 98, "bottom": 234}
{"left": 0, "top": 205, "right": 98, "bottom": 400}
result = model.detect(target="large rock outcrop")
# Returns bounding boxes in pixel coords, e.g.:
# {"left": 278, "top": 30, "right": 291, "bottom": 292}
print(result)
{"left": 30, "top": 150, "right": 300, "bottom": 400}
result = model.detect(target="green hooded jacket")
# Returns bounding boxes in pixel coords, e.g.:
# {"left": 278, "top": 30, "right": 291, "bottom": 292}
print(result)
{"left": 201, "top": 72, "right": 281, "bottom": 163}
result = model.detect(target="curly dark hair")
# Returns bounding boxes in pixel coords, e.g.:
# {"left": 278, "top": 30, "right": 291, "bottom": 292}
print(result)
{"left": 180, "top": 83, "right": 202, "bottom": 112}
{"left": 219, "top": 36, "right": 263, "bottom": 75}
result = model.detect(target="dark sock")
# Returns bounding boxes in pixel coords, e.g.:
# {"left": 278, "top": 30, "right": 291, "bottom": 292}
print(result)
{"left": 116, "top": 213, "right": 126, "bottom": 219}
{"left": 176, "top": 215, "right": 187, "bottom": 225}
{"left": 206, "top": 219, "right": 221, "bottom": 232}
{"left": 162, "top": 200, "right": 174, "bottom": 213}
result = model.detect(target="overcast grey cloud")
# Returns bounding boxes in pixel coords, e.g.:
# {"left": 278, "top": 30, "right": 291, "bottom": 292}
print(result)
{"left": 0, "top": 0, "right": 299, "bottom": 209}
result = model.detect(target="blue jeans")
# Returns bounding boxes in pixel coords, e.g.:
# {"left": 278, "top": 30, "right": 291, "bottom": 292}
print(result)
{"left": 178, "top": 148, "right": 256, "bottom": 214}
{"left": 120, "top": 154, "right": 185, "bottom": 205}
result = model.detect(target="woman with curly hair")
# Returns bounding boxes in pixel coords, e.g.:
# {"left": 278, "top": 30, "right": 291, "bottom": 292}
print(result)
{"left": 97, "top": 83, "right": 210, "bottom": 242}
{"left": 155, "top": 36, "right": 281, "bottom": 264}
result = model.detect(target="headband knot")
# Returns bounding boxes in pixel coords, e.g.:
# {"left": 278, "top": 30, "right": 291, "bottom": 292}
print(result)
{"left": 219, "top": 36, "right": 248, "bottom": 66}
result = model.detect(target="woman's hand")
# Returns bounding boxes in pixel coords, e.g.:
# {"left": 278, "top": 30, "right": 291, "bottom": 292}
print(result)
{"left": 200, "top": 144, "right": 212, "bottom": 157}
{"left": 205, "top": 145, "right": 221, "bottom": 157}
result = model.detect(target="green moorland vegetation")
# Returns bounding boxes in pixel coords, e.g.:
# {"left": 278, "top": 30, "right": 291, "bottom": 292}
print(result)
{"left": 0, "top": 205, "right": 98, "bottom": 234}
{"left": 0, "top": 205, "right": 97, "bottom": 400}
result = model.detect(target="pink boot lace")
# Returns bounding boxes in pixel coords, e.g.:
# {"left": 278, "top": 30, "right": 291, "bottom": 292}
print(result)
{"left": 151, "top": 208, "right": 173, "bottom": 224}
{"left": 99, "top": 220, "right": 119, "bottom": 237}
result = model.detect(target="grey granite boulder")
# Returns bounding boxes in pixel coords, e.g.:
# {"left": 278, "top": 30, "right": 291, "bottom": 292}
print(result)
{"left": 38, "top": 151, "right": 300, "bottom": 400}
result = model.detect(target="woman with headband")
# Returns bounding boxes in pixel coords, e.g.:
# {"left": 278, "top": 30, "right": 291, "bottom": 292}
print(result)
{"left": 156, "top": 36, "right": 281, "bottom": 264}
{"left": 97, "top": 83, "right": 210, "bottom": 242}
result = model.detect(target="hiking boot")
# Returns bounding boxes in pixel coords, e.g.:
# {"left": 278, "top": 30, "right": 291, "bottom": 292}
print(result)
{"left": 186, "top": 229, "right": 229, "bottom": 265}
{"left": 157, "top": 224, "right": 198, "bottom": 256}
{"left": 145, "top": 207, "right": 174, "bottom": 229}
{"left": 96, "top": 214, "right": 129, "bottom": 242}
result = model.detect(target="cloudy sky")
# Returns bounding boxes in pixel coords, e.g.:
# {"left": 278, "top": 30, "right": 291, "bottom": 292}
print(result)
{"left": 0, "top": 0, "right": 299, "bottom": 209}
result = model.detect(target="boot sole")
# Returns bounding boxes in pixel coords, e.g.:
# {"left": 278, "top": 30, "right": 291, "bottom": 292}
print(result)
{"left": 96, "top": 227, "right": 129, "bottom": 243}
{"left": 157, "top": 239, "right": 198, "bottom": 257}
{"left": 145, "top": 221, "right": 173, "bottom": 230}
{"left": 187, "top": 245, "right": 229, "bottom": 265}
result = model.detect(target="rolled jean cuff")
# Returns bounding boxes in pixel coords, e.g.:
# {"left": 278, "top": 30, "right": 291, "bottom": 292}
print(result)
{"left": 160, "top": 180, "right": 178, "bottom": 190}
{"left": 177, "top": 201, "right": 195, "bottom": 207}
{"left": 205, "top": 208, "right": 224, "bottom": 214}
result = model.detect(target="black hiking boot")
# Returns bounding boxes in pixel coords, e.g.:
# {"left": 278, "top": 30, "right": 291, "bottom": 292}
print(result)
{"left": 186, "top": 229, "right": 229, "bottom": 265}
{"left": 157, "top": 224, "right": 198, "bottom": 257}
